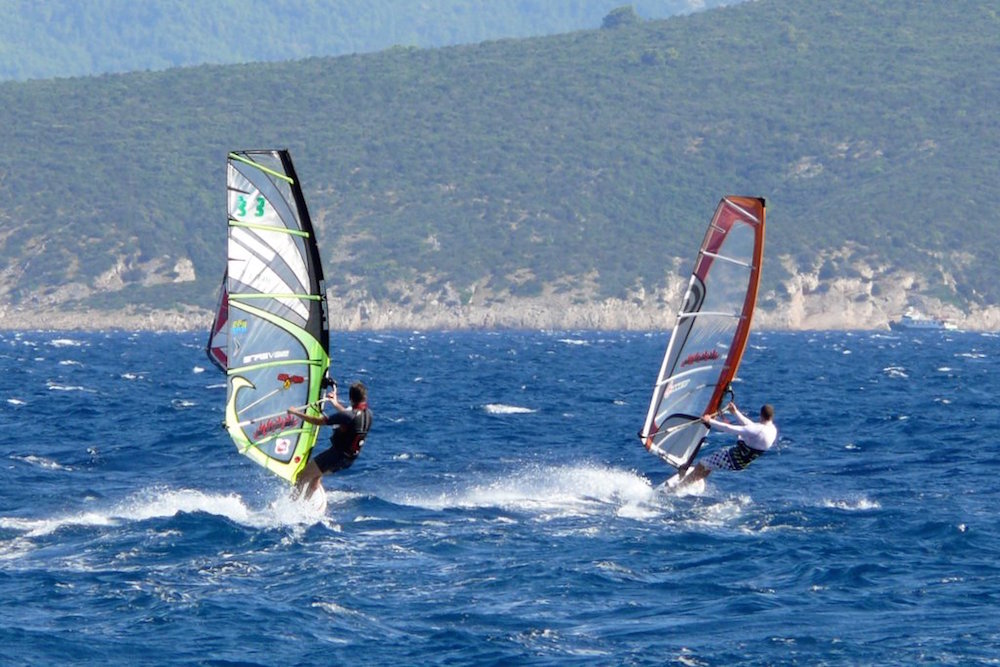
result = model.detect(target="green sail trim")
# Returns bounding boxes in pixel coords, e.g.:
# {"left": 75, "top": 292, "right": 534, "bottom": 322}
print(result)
{"left": 223, "top": 149, "right": 330, "bottom": 486}
{"left": 225, "top": 300, "right": 329, "bottom": 484}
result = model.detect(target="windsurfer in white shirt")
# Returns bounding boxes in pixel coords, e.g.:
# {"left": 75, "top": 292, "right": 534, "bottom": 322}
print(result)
{"left": 679, "top": 401, "right": 777, "bottom": 486}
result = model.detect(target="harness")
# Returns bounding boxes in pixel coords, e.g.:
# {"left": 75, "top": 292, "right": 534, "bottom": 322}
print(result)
{"left": 332, "top": 402, "right": 371, "bottom": 458}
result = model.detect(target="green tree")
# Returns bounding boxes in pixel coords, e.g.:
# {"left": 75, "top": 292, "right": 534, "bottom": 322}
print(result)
{"left": 602, "top": 6, "right": 641, "bottom": 30}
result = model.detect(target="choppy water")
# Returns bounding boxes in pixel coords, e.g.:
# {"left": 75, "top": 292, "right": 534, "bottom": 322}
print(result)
{"left": 2, "top": 329, "right": 999, "bottom": 665}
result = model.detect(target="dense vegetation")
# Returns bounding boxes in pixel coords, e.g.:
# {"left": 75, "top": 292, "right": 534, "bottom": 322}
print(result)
{"left": 0, "top": 0, "right": 997, "bottom": 313}
{"left": 0, "top": 0, "right": 736, "bottom": 81}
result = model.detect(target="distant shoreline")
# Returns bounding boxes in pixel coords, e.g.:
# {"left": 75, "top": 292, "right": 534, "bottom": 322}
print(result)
{"left": 1, "top": 300, "right": 996, "bottom": 333}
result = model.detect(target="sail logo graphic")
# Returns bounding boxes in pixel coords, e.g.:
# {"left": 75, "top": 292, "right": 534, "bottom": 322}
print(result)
{"left": 242, "top": 349, "right": 291, "bottom": 364}
{"left": 665, "top": 379, "right": 690, "bottom": 396}
{"left": 254, "top": 414, "right": 297, "bottom": 440}
{"left": 681, "top": 349, "right": 719, "bottom": 367}
{"left": 274, "top": 438, "right": 291, "bottom": 456}
{"left": 231, "top": 319, "right": 248, "bottom": 335}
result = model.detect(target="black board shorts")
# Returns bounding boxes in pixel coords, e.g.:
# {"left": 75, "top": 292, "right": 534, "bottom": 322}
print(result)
{"left": 313, "top": 446, "right": 357, "bottom": 474}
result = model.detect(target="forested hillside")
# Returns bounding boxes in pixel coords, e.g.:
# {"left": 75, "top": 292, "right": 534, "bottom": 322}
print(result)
{"left": 0, "top": 0, "right": 997, "bottom": 328}
{"left": 0, "top": 0, "right": 737, "bottom": 81}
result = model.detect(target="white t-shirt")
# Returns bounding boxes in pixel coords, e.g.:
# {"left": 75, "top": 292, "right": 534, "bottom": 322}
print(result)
{"left": 708, "top": 407, "right": 777, "bottom": 452}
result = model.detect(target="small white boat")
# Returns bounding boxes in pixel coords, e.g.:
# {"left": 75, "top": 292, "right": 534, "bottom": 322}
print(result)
{"left": 889, "top": 312, "right": 957, "bottom": 332}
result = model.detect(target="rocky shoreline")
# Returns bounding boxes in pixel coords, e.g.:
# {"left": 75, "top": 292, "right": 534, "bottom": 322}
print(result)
{"left": 3, "top": 260, "right": 998, "bottom": 332}
{"left": 1, "top": 290, "right": 997, "bottom": 333}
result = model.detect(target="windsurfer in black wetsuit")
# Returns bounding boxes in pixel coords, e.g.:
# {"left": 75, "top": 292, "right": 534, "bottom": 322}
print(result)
{"left": 288, "top": 381, "right": 372, "bottom": 501}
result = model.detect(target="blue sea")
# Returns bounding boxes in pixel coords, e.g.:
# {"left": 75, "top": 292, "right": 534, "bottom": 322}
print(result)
{"left": 2, "top": 328, "right": 999, "bottom": 665}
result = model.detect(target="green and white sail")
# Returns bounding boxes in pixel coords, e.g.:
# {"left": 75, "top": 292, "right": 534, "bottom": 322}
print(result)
{"left": 223, "top": 150, "right": 330, "bottom": 484}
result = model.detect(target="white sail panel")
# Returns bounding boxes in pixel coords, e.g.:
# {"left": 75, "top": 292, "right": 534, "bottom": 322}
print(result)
{"left": 229, "top": 227, "right": 310, "bottom": 321}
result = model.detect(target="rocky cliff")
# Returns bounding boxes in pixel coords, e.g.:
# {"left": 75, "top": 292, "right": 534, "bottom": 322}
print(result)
{"left": 1, "top": 252, "right": 994, "bottom": 332}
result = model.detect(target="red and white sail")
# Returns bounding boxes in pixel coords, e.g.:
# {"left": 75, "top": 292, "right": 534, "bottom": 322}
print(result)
{"left": 639, "top": 196, "right": 766, "bottom": 471}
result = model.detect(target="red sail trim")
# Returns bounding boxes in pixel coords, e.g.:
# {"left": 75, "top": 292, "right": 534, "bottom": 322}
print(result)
{"left": 206, "top": 276, "right": 229, "bottom": 372}
{"left": 705, "top": 196, "right": 765, "bottom": 415}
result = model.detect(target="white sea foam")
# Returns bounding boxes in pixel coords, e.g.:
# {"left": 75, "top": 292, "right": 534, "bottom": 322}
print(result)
{"left": 484, "top": 403, "right": 536, "bottom": 415}
{"left": 397, "top": 463, "right": 656, "bottom": 520}
{"left": 821, "top": 497, "right": 881, "bottom": 511}
{"left": 49, "top": 339, "right": 83, "bottom": 348}
{"left": 46, "top": 382, "right": 96, "bottom": 393}
{"left": 6, "top": 398, "right": 25, "bottom": 406}
{"left": 10, "top": 454, "right": 71, "bottom": 471}
{"left": 669, "top": 478, "right": 706, "bottom": 499}
{"left": 312, "top": 600, "right": 372, "bottom": 622}
{"left": 697, "top": 495, "right": 750, "bottom": 526}
{"left": 0, "top": 487, "right": 341, "bottom": 543}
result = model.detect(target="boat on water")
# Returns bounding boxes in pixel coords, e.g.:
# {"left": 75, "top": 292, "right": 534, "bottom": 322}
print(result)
{"left": 889, "top": 312, "right": 957, "bottom": 332}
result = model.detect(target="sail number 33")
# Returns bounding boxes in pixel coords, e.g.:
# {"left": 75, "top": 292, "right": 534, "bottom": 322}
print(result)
{"left": 235, "top": 195, "right": 267, "bottom": 218}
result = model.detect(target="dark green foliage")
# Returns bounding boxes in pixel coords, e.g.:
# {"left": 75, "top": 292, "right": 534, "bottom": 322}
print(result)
{"left": 602, "top": 6, "right": 642, "bottom": 29}
{"left": 0, "top": 0, "right": 998, "bottom": 315}
{"left": 0, "top": 0, "right": 739, "bottom": 82}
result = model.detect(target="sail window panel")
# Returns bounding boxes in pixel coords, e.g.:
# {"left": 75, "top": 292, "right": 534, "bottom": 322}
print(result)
{"left": 663, "top": 319, "right": 733, "bottom": 402}
{"left": 230, "top": 221, "right": 310, "bottom": 296}
{"left": 654, "top": 366, "right": 717, "bottom": 423}
{"left": 698, "top": 226, "right": 755, "bottom": 318}
{"left": 227, "top": 308, "right": 303, "bottom": 373}
{"left": 233, "top": 359, "right": 315, "bottom": 463}
{"left": 662, "top": 308, "right": 734, "bottom": 379}
{"left": 229, "top": 229, "right": 310, "bottom": 325}
{"left": 228, "top": 250, "right": 310, "bottom": 327}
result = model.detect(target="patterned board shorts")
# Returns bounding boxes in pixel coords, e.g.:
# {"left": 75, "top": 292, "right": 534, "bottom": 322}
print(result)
{"left": 703, "top": 441, "right": 763, "bottom": 471}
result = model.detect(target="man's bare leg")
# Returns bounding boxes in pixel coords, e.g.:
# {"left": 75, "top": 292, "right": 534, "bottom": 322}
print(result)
{"left": 680, "top": 463, "right": 711, "bottom": 486}
{"left": 292, "top": 460, "right": 323, "bottom": 500}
